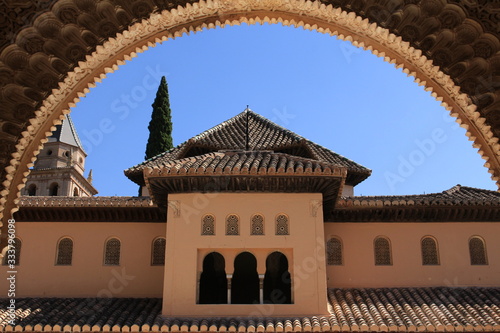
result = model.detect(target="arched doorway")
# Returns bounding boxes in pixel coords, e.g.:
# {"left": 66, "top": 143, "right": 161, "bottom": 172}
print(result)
{"left": 231, "top": 251, "right": 259, "bottom": 304}
{"left": 264, "top": 251, "right": 292, "bottom": 304}
{"left": 199, "top": 252, "right": 228, "bottom": 304}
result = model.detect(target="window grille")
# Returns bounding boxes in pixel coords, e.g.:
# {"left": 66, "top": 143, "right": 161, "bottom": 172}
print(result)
{"left": 421, "top": 237, "right": 439, "bottom": 265}
{"left": 226, "top": 214, "right": 239, "bottom": 235}
{"left": 374, "top": 237, "right": 392, "bottom": 265}
{"left": 104, "top": 238, "right": 121, "bottom": 266}
{"left": 327, "top": 237, "right": 343, "bottom": 265}
{"left": 56, "top": 238, "right": 73, "bottom": 265}
{"left": 202, "top": 215, "right": 215, "bottom": 235}
{"left": 275, "top": 214, "right": 289, "bottom": 235}
{"left": 3, "top": 238, "right": 21, "bottom": 266}
{"left": 152, "top": 238, "right": 166, "bottom": 265}
{"left": 251, "top": 214, "right": 264, "bottom": 235}
{"left": 469, "top": 237, "right": 488, "bottom": 265}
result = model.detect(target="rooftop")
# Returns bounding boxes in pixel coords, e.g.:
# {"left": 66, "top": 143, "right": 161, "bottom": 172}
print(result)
{"left": 331, "top": 185, "right": 500, "bottom": 222}
{"left": 125, "top": 110, "right": 371, "bottom": 187}
{"left": 2, "top": 287, "right": 500, "bottom": 332}
{"left": 48, "top": 114, "right": 84, "bottom": 151}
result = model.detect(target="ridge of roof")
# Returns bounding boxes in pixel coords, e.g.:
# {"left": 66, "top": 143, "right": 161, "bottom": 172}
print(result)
{"left": 18, "top": 196, "right": 154, "bottom": 207}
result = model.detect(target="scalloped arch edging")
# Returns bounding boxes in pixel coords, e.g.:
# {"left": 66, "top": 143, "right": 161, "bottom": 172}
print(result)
{"left": 1, "top": 0, "right": 499, "bottom": 222}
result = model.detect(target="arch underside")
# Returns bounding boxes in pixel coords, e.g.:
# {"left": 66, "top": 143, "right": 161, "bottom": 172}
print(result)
{"left": 0, "top": 0, "right": 499, "bottom": 231}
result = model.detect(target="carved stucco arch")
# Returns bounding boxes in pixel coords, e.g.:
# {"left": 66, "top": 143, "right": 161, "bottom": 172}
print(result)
{"left": 0, "top": 0, "right": 499, "bottom": 237}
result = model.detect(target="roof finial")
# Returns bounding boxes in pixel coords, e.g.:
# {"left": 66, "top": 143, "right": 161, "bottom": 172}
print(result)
{"left": 87, "top": 169, "right": 93, "bottom": 184}
{"left": 245, "top": 106, "right": 249, "bottom": 150}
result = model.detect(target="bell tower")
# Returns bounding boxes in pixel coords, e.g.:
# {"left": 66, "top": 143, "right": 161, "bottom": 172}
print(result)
{"left": 23, "top": 115, "right": 97, "bottom": 197}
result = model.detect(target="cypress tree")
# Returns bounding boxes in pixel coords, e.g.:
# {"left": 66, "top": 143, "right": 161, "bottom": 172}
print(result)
{"left": 145, "top": 76, "right": 174, "bottom": 160}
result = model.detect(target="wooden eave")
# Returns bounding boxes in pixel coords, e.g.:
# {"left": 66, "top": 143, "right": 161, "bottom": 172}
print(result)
{"left": 13, "top": 205, "right": 166, "bottom": 223}
{"left": 328, "top": 205, "right": 500, "bottom": 222}
{"left": 146, "top": 173, "right": 346, "bottom": 220}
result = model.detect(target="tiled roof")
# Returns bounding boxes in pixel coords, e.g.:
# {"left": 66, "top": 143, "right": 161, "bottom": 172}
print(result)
{"left": 338, "top": 185, "right": 500, "bottom": 207}
{"left": 2, "top": 287, "right": 500, "bottom": 332}
{"left": 144, "top": 151, "right": 346, "bottom": 218}
{"left": 125, "top": 110, "right": 370, "bottom": 186}
{"left": 49, "top": 114, "right": 84, "bottom": 151}
{"left": 330, "top": 185, "right": 500, "bottom": 222}
{"left": 143, "top": 151, "right": 347, "bottom": 177}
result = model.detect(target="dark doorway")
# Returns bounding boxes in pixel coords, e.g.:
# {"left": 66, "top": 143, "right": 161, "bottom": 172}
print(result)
{"left": 231, "top": 252, "right": 259, "bottom": 304}
{"left": 263, "top": 252, "right": 292, "bottom": 304}
{"left": 49, "top": 183, "right": 58, "bottom": 196}
{"left": 199, "top": 252, "right": 228, "bottom": 304}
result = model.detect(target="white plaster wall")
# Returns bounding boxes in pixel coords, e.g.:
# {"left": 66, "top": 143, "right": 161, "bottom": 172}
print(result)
{"left": 324, "top": 222, "right": 500, "bottom": 288}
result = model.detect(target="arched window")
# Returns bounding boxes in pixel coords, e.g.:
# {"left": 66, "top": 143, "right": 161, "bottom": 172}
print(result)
{"left": 199, "top": 252, "right": 228, "bottom": 304}
{"left": 27, "top": 184, "right": 37, "bottom": 196}
{"left": 232, "top": 252, "right": 259, "bottom": 304}
{"left": 374, "top": 237, "right": 392, "bottom": 265}
{"left": 469, "top": 236, "right": 488, "bottom": 265}
{"left": 104, "top": 238, "right": 121, "bottom": 266}
{"left": 201, "top": 214, "right": 215, "bottom": 235}
{"left": 327, "top": 237, "right": 343, "bottom": 265}
{"left": 226, "top": 214, "right": 239, "bottom": 236}
{"left": 56, "top": 238, "right": 73, "bottom": 266}
{"left": 264, "top": 252, "right": 292, "bottom": 304}
{"left": 151, "top": 237, "right": 166, "bottom": 266}
{"left": 3, "top": 238, "right": 21, "bottom": 266}
{"left": 275, "top": 214, "right": 289, "bottom": 235}
{"left": 73, "top": 188, "right": 79, "bottom": 197}
{"left": 251, "top": 214, "right": 264, "bottom": 235}
{"left": 421, "top": 236, "right": 439, "bottom": 265}
{"left": 49, "top": 183, "right": 59, "bottom": 196}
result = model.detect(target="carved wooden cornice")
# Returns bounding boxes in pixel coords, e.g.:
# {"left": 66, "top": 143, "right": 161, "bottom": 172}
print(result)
{"left": 14, "top": 196, "right": 166, "bottom": 222}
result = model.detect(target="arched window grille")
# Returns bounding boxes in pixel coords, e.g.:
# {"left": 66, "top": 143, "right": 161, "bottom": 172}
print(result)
{"left": 421, "top": 236, "right": 439, "bottom": 265}
{"left": 104, "top": 238, "right": 121, "bottom": 266}
{"left": 201, "top": 214, "right": 215, "bottom": 235}
{"left": 151, "top": 237, "right": 166, "bottom": 266}
{"left": 327, "top": 237, "right": 343, "bottom": 265}
{"left": 374, "top": 237, "right": 392, "bottom": 265}
{"left": 56, "top": 238, "right": 73, "bottom": 266}
{"left": 73, "top": 188, "right": 79, "bottom": 196}
{"left": 275, "top": 214, "right": 289, "bottom": 235}
{"left": 250, "top": 214, "right": 264, "bottom": 235}
{"left": 469, "top": 236, "right": 488, "bottom": 265}
{"left": 226, "top": 214, "right": 239, "bottom": 235}
{"left": 3, "top": 238, "right": 21, "bottom": 266}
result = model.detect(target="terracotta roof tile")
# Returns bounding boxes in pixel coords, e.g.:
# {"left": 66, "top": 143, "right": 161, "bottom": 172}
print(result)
{"left": 2, "top": 288, "right": 500, "bottom": 332}
{"left": 143, "top": 151, "right": 346, "bottom": 178}
{"left": 339, "top": 185, "right": 500, "bottom": 207}
{"left": 125, "top": 110, "right": 370, "bottom": 186}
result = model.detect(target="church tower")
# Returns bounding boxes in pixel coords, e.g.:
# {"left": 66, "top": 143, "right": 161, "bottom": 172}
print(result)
{"left": 22, "top": 115, "right": 97, "bottom": 197}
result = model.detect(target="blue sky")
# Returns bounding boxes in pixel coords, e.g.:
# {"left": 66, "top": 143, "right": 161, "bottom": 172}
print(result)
{"left": 70, "top": 23, "right": 497, "bottom": 197}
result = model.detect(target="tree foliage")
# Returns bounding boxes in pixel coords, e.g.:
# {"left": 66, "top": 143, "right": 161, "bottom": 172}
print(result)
{"left": 145, "top": 76, "right": 173, "bottom": 160}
